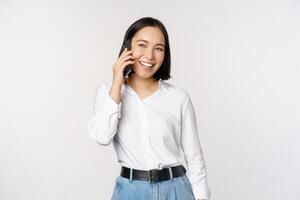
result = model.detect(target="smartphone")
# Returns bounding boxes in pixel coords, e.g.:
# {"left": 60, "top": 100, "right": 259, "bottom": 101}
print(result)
{"left": 121, "top": 40, "right": 133, "bottom": 78}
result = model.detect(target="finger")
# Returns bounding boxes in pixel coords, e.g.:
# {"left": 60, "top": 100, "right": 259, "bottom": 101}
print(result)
{"left": 121, "top": 60, "right": 135, "bottom": 69}
{"left": 119, "top": 49, "right": 134, "bottom": 60}
{"left": 121, "top": 49, "right": 133, "bottom": 59}
{"left": 119, "top": 55, "right": 136, "bottom": 65}
{"left": 117, "top": 54, "right": 135, "bottom": 66}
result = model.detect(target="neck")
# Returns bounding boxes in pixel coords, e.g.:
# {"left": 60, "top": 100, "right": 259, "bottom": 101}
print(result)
{"left": 125, "top": 74, "right": 158, "bottom": 91}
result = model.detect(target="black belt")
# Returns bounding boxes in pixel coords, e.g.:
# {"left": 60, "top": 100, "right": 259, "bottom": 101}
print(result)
{"left": 120, "top": 165, "right": 186, "bottom": 182}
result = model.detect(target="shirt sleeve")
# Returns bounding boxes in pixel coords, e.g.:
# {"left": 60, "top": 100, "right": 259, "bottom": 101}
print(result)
{"left": 87, "top": 81, "right": 122, "bottom": 146}
{"left": 180, "top": 94, "right": 211, "bottom": 200}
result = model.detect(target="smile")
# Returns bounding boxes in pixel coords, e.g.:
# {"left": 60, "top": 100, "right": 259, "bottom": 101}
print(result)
{"left": 139, "top": 61, "right": 154, "bottom": 68}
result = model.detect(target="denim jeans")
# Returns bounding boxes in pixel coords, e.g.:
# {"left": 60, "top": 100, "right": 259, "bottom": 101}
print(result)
{"left": 111, "top": 174, "right": 195, "bottom": 200}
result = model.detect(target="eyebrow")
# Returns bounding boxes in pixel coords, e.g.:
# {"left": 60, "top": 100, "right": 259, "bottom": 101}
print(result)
{"left": 136, "top": 39, "right": 165, "bottom": 47}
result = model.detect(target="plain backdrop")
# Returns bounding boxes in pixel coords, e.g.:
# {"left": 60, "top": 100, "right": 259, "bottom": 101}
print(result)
{"left": 1, "top": 0, "right": 300, "bottom": 199}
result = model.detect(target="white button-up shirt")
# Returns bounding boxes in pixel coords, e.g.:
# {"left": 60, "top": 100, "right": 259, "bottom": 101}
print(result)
{"left": 88, "top": 80, "right": 211, "bottom": 199}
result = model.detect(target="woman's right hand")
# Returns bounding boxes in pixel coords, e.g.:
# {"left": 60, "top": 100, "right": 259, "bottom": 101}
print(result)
{"left": 111, "top": 48, "right": 135, "bottom": 87}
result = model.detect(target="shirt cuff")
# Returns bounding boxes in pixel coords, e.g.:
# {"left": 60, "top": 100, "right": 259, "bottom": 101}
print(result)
{"left": 191, "top": 183, "right": 211, "bottom": 200}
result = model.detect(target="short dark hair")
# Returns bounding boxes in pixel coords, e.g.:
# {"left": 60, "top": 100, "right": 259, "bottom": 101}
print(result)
{"left": 118, "top": 17, "right": 172, "bottom": 81}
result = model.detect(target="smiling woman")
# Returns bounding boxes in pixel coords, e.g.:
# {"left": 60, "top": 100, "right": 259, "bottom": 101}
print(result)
{"left": 127, "top": 26, "right": 166, "bottom": 81}
{"left": 88, "top": 17, "right": 211, "bottom": 200}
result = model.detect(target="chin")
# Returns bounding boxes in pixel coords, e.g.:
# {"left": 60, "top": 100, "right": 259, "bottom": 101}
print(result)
{"left": 132, "top": 69, "right": 156, "bottom": 79}
{"left": 136, "top": 73, "right": 154, "bottom": 79}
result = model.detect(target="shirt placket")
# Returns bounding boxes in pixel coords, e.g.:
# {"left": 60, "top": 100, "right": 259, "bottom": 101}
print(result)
{"left": 126, "top": 85, "right": 158, "bottom": 169}
{"left": 139, "top": 102, "right": 157, "bottom": 168}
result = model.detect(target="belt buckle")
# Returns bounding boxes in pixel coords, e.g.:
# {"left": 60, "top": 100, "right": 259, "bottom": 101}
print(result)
{"left": 148, "top": 169, "right": 159, "bottom": 182}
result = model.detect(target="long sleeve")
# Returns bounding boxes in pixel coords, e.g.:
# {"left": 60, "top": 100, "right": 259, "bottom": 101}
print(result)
{"left": 88, "top": 81, "right": 122, "bottom": 146}
{"left": 180, "top": 95, "right": 211, "bottom": 200}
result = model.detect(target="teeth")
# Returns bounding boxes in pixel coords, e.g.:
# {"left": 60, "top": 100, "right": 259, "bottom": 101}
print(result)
{"left": 140, "top": 61, "right": 154, "bottom": 68}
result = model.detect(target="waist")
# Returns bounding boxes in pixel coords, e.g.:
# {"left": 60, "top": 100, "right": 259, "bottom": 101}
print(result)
{"left": 120, "top": 165, "right": 186, "bottom": 182}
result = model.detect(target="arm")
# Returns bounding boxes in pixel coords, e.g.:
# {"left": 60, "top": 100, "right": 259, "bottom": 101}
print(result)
{"left": 88, "top": 46, "right": 134, "bottom": 145}
{"left": 180, "top": 95, "right": 211, "bottom": 200}
{"left": 87, "top": 81, "right": 122, "bottom": 146}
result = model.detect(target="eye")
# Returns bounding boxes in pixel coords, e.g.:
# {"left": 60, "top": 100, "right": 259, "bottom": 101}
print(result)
{"left": 138, "top": 43, "right": 146, "bottom": 48}
{"left": 156, "top": 47, "right": 164, "bottom": 52}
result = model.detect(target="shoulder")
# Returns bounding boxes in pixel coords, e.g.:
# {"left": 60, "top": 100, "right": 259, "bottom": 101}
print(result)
{"left": 95, "top": 80, "right": 126, "bottom": 93}
{"left": 162, "top": 81, "right": 191, "bottom": 100}
{"left": 96, "top": 80, "right": 111, "bottom": 89}
{"left": 94, "top": 80, "right": 110, "bottom": 93}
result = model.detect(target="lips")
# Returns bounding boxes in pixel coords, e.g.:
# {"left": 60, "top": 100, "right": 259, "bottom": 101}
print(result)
{"left": 139, "top": 61, "right": 154, "bottom": 68}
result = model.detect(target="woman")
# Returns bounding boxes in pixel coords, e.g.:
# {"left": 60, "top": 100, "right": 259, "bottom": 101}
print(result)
{"left": 88, "top": 17, "right": 211, "bottom": 200}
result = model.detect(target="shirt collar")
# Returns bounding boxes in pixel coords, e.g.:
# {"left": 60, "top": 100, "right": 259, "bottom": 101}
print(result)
{"left": 124, "top": 80, "right": 168, "bottom": 102}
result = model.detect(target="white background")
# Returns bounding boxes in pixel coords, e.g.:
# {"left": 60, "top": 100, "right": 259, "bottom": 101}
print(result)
{"left": 1, "top": 0, "right": 299, "bottom": 199}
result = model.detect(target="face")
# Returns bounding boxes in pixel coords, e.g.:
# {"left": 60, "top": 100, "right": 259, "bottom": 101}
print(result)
{"left": 130, "top": 26, "right": 165, "bottom": 80}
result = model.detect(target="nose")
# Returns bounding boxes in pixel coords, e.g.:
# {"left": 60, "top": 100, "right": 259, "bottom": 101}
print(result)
{"left": 145, "top": 48, "right": 154, "bottom": 60}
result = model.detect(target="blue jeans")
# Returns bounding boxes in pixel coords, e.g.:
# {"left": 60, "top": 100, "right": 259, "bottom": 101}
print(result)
{"left": 111, "top": 174, "right": 195, "bottom": 200}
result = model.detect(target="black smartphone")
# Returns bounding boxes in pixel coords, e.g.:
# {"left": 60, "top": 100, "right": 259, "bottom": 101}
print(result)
{"left": 121, "top": 40, "right": 133, "bottom": 78}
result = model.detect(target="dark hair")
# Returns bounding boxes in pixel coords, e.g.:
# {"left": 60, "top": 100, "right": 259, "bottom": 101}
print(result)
{"left": 118, "top": 17, "right": 172, "bottom": 81}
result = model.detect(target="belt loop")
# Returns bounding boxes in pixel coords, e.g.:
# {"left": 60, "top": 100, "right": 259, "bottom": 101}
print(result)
{"left": 129, "top": 168, "right": 133, "bottom": 181}
{"left": 148, "top": 169, "right": 151, "bottom": 182}
{"left": 168, "top": 167, "right": 173, "bottom": 179}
